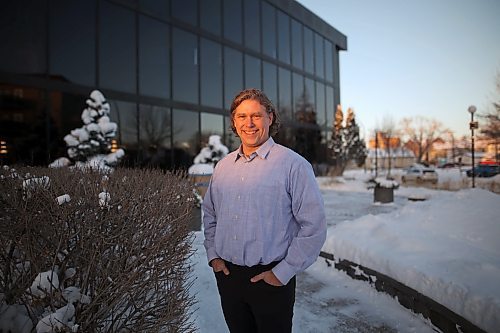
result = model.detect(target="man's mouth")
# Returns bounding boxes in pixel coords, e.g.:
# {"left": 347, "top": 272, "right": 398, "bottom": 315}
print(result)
{"left": 243, "top": 130, "right": 258, "bottom": 135}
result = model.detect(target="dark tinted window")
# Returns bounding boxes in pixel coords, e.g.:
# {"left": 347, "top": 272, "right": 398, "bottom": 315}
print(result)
{"left": 224, "top": 115, "right": 239, "bottom": 151}
{"left": 50, "top": 91, "right": 87, "bottom": 143}
{"left": 263, "top": 62, "right": 277, "bottom": 106}
{"left": 304, "top": 78, "right": 315, "bottom": 114}
{"left": 112, "top": 0, "right": 136, "bottom": 8}
{"left": 316, "top": 82, "right": 325, "bottom": 126}
{"left": 201, "top": 112, "right": 224, "bottom": 141}
{"left": 223, "top": 0, "right": 242, "bottom": 44}
{"left": 171, "top": 0, "right": 197, "bottom": 26}
{"left": 50, "top": 0, "right": 96, "bottom": 86}
{"left": 139, "top": 104, "right": 171, "bottom": 168}
{"left": 0, "top": 1, "right": 46, "bottom": 74}
{"left": 99, "top": 2, "right": 136, "bottom": 93}
{"left": 303, "top": 27, "right": 314, "bottom": 74}
{"left": 0, "top": 86, "right": 50, "bottom": 165}
{"left": 173, "top": 109, "right": 199, "bottom": 159}
{"left": 172, "top": 28, "right": 199, "bottom": 104}
{"left": 200, "top": 0, "right": 221, "bottom": 36}
{"left": 201, "top": 38, "right": 223, "bottom": 108}
{"left": 315, "top": 33, "right": 324, "bottom": 79}
{"left": 139, "top": 0, "right": 169, "bottom": 20}
{"left": 262, "top": 2, "right": 276, "bottom": 59}
{"left": 109, "top": 99, "right": 139, "bottom": 165}
{"left": 291, "top": 19, "right": 303, "bottom": 70}
{"left": 278, "top": 67, "right": 292, "bottom": 121}
{"left": 245, "top": 54, "right": 261, "bottom": 90}
{"left": 243, "top": 0, "right": 260, "bottom": 52}
{"left": 333, "top": 51, "right": 340, "bottom": 87}
{"left": 292, "top": 73, "right": 304, "bottom": 114}
{"left": 326, "top": 85, "right": 334, "bottom": 128}
{"left": 224, "top": 47, "right": 243, "bottom": 109}
{"left": 277, "top": 11, "right": 290, "bottom": 65}
{"left": 139, "top": 104, "right": 171, "bottom": 149}
{"left": 109, "top": 100, "right": 138, "bottom": 148}
{"left": 139, "top": 16, "right": 170, "bottom": 98}
{"left": 325, "top": 40, "right": 333, "bottom": 83}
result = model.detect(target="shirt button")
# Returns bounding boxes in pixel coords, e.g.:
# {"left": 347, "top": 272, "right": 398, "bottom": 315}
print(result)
{"left": 237, "top": 195, "right": 241, "bottom": 199}
{"left": 233, "top": 235, "right": 237, "bottom": 240}
{"left": 234, "top": 215, "right": 238, "bottom": 219}
{"left": 241, "top": 177, "right": 244, "bottom": 181}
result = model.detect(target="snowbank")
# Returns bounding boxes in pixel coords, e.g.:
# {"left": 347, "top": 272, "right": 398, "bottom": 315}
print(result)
{"left": 323, "top": 188, "right": 500, "bottom": 332}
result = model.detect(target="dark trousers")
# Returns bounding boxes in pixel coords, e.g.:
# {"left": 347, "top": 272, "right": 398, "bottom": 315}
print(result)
{"left": 214, "top": 261, "right": 296, "bottom": 333}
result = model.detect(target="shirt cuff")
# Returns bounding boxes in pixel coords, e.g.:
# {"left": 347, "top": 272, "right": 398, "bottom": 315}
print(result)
{"left": 272, "top": 260, "right": 296, "bottom": 285}
{"left": 206, "top": 248, "right": 219, "bottom": 267}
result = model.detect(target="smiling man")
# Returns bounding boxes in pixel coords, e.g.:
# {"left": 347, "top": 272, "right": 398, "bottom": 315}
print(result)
{"left": 203, "top": 88, "right": 327, "bottom": 333}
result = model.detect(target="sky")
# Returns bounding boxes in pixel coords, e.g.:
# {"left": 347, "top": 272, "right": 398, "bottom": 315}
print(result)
{"left": 296, "top": 0, "right": 500, "bottom": 139}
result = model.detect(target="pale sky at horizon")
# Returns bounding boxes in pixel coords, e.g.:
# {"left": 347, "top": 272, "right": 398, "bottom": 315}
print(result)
{"left": 296, "top": 0, "right": 500, "bottom": 139}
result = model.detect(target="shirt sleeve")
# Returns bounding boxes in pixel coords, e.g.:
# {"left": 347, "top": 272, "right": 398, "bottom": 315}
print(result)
{"left": 202, "top": 174, "right": 219, "bottom": 265}
{"left": 272, "top": 161, "right": 327, "bottom": 285}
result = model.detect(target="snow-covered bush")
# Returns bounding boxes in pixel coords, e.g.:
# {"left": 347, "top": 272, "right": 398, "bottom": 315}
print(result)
{"left": 187, "top": 135, "right": 228, "bottom": 207}
{"left": 188, "top": 135, "right": 228, "bottom": 175}
{"left": 49, "top": 90, "right": 125, "bottom": 171}
{"left": 0, "top": 166, "right": 196, "bottom": 332}
{"left": 366, "top": 177, "right": 400, "bottom": 190}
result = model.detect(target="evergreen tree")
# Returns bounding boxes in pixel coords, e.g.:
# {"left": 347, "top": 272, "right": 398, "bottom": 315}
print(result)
{"left": 344, "top": 108, "right": 367, "bottom": 167}
{"left": 50, "top": 90, "right": 124, "bottom": 169}
{"left": 329, "top": 106, "right": 367, "bottom": 175}
{"left": 329, "top": 105, "right": 344, "bottom": 168}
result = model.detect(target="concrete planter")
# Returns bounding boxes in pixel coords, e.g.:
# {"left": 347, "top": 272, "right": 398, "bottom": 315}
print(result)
{"left": 189, "top": 206, "right": 202, "bottom": 231}
{"left": 374, "top": 186, "right": 394, "bottom": 203}
{"left": 190, "top": 174, "right": 212, "bottom": 198}
{"left": 189, "top": 174, "right": 212, "bottom": 231}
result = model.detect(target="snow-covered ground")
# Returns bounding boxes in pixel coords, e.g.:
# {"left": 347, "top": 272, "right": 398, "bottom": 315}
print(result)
{"left": 2, "top": 167, "right": 498, "bottom": 332}
{"left": 191, "top": 168, "right": 500, "bottom": 333}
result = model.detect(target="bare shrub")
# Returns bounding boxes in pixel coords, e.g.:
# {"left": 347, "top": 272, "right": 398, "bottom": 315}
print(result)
{"left": 0, "top": 166, "right": 196, "bottom": 332}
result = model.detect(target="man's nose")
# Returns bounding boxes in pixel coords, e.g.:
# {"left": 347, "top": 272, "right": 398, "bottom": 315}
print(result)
{"left": 245, "top": 117, "right": 254, "bottom": 126}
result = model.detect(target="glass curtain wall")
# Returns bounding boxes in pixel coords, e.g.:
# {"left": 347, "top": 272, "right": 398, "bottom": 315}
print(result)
{"left": 0, "top": 0, "right": 344, "bottom": 170}
{"left": 99, "top": 1, "right": 136, "bottom": 93}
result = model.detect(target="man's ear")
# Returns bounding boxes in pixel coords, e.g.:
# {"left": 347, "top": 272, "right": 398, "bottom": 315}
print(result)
{"left": 269, "top": 112, "right": 274, "bottom": 124}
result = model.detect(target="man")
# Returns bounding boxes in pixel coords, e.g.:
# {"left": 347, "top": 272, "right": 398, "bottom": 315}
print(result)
{"left": 203, "top": 88, "right": 326, "bottom": 333}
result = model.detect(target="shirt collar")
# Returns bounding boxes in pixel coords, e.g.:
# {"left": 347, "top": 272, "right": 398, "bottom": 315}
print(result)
{"left": 235, "top": 137, "right": 275, "bottom": 162}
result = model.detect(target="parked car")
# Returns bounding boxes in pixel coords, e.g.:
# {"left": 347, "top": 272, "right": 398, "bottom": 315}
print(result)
{"left": 439, "top": 162, "right": 460, "bottom": 168}
{"left": 401, "top": 164, "right": 438, "bottom": 184}
{"left": 466, "top": 163, "right": 500, "bottom": 178}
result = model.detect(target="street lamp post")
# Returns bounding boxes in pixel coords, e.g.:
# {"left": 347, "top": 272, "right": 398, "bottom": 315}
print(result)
{"left": 468, "top": 105, "right": 478, "bottom": 188}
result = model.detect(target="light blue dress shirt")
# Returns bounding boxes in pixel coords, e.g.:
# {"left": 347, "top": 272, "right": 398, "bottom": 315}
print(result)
{"left": 203, "top": 137, "right": 327, "bottom": 284}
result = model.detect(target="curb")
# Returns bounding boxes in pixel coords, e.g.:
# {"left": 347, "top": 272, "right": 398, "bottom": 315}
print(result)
{"left": 319, "top": 251, "right": 486, "bottom": 333}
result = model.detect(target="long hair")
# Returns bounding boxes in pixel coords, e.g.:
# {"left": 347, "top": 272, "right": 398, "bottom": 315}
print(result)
{"left": 229, "top": 88, "right": 281, "bottom": 137}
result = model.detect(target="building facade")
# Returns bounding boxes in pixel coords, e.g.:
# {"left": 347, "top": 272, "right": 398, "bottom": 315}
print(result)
{"left": 0, "top": 0, "right": 347, "bottom": 170}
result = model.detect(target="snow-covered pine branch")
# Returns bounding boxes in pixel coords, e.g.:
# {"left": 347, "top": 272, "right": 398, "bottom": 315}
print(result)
{"left": 49, "top": 90, "right": 125, "bottom": 170}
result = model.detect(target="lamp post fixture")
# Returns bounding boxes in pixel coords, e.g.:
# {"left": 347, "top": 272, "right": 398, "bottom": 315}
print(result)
{"left": 468, "top": 105, "right": 478, "bottom": 188}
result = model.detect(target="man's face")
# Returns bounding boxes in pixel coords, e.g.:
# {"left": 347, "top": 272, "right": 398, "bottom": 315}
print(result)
{"left": 233, "top": 99, "right": 273, "bottom": 155}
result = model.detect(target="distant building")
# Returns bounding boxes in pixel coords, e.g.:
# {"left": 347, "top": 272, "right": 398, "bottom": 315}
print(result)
{"left": 366, "top": 131, "right": 415, "bottom": 170}
{"left": 483, "top": 139, "right": 499, "bottom": 163}
{"left": 0, "top": 0, "right": 347, "bottom": 169}
{"left": 433, "top": 136, "right": 494, "bottom": 166}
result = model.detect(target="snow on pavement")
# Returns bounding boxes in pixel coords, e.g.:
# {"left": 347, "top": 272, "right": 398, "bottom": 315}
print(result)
{"left": 322, "top": 172, "right": 500, "bottom": 333}
{"left": 192, "top": 169, "right": 499, "bottom": 332}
